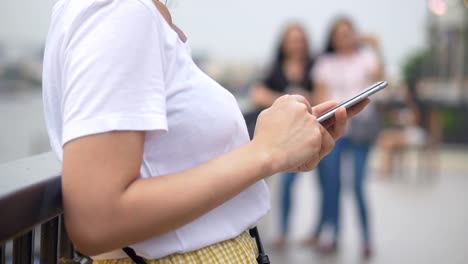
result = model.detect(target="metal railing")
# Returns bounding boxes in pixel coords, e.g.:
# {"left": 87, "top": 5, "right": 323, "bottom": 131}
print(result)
{"left": 0, "top": 152, "right": 90, "bottom": 264}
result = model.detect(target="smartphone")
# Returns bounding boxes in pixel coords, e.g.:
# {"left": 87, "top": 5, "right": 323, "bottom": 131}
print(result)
{"left": 317, "top": 81, "right": 388, "bottom": 123}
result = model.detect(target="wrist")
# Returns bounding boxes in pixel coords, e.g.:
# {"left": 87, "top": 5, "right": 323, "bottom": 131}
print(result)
{"left": 247, "top": 140, "right": 281, "bottom": 178}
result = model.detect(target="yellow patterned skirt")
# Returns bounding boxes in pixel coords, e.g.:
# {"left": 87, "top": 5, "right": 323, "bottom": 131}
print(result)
{"left": 93, "top": 231, "right": 258, "bottom": 264}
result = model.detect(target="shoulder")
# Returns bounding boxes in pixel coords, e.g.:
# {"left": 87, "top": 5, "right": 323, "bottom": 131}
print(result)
{"left": 59, "top": 0, "right": 169, "bottom": 58}
{"left": 72, "top": 0, "right": 159, "bottom": 15}
{"left": 63, "top": 0, "right": 164, "bottom": 34}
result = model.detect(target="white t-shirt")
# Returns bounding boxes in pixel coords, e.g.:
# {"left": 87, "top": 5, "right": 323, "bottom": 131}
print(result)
{"left": 42, "top": 0, "right": 270, "bottom": 260}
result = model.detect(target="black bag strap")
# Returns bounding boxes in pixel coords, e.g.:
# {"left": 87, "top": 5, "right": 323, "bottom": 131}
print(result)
{"left": 122, "top": 247, "right": 147, "bottom": 264}
{"left": 249, "top": 227, "right": 270, "bottom": 264}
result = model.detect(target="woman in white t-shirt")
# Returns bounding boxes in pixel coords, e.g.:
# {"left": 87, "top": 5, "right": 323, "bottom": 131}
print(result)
{"left": 42, "top": 1, "right": 368, "bottom": 263}
{"left": 311, "top": 17, "right": 384, "bottom": 258}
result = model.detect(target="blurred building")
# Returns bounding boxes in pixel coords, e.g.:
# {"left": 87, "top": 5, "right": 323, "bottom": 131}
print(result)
{"left": 411, "top": 0, "right": 468, "bottom": 144}
{"left": 419, "top": 0, "right": 468, "bottom": 104}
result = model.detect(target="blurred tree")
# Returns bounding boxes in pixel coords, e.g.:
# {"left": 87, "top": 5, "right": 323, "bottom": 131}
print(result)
{"left": 402, "top": 49, "right": 433, "bottom": 90}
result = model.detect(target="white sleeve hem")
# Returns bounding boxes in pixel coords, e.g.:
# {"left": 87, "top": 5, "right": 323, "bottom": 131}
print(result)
{"left": 62, "top": 114, "right": 168, "bottom": 146}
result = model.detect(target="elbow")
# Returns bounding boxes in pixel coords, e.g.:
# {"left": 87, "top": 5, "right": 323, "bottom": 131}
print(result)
{"left": 65, "top": 217, "right": 115, "bottom": 256}
{"left": 67, "top": 224, "right": 103, "bottom": 256}
{"left": 72, "top": 238, "right": 101, "bottom": 257}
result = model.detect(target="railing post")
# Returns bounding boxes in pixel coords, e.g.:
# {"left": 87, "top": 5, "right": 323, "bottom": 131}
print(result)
{"left": 13, "top": 230, "right": 34, "bottom": 264}
{"left": 0, "top": 243, "right": 5, "bottom": 264}
{"left": 41, "top": 217, "right": 59, "bottom": 264}
{"left": 59, "top": 215, "right": 79, "bottom": 264}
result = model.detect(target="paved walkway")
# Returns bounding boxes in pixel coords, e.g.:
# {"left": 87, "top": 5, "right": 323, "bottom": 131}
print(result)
{"left": 259, "top": 147, "right": 468, "bottom": 264}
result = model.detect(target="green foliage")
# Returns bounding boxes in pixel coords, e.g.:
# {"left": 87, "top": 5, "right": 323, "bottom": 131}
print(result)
{"left": 402, "top": 50, "right": 433, "bottom": 84}
{"left": 440, "top": 109, "right": 457, "bottom": 133}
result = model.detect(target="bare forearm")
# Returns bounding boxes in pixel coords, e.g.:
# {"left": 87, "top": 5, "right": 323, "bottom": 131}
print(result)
{"left": 250, "top": 84, "right": 282, "bottom": 108}
{"left": 371, "top": 46, "right": 385, "bottom": 81}
{"left": 72, "top": 141, "right": 273, "bottom": 255}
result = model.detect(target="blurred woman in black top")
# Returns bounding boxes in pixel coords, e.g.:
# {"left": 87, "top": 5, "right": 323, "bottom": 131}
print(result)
{"left": 251, "top": 23, "right": 314, "bottom": 110}
{"left": 250, "top": 22, "right": 315, "bottom": 248}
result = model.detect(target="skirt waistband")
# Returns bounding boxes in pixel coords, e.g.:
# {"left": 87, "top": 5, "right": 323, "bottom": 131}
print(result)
{"left": 93, "top": 231, "right": 259, "bottom": 264}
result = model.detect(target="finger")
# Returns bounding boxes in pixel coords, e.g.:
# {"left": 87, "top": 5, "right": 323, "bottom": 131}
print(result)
{"left": 329, "top": 107, "right": 347, "bottom": 139}
{"left": 319, "top": 125, "right": 336, "bottom": 158}
{"left": 290, "top": 94, "right": 312, "bottom": 114}
{"left": 321, "top": 116, "right": 336, "bottom": 130}
{"left": 320, "top": 107, "right": 347, "bottom": 136}
{"left": 346, "top": 99, "right": 370, "bottom": 118}
{"left": 311, "top": 101, "right": 338, "bottom": 117}
{"left": 320, "top": 99, "right": 369, "bottom": 129}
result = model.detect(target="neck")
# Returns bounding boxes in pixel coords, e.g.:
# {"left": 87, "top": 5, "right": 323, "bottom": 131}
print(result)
{"left": 338, "top": 48, "right": 355, "bottom": 56}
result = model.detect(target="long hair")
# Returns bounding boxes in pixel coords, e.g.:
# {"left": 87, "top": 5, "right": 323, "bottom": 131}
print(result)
{"left": 273, "top": 23, "right": 312, "bottom": 67}
{"left": 324, "top": 16, "right": 356, "bottom": 54}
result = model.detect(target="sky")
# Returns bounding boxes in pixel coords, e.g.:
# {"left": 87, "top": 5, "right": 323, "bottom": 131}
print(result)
{"left": 171, "top": 0, "right": 429, "bottom": 78}
{"left": 0, "top": 0, "right": 430, "bottom": 79}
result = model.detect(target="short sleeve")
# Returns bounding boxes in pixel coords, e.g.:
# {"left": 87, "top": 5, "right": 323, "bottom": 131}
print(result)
{"left": 61, "top": 0, "right": 167, "bottom": 145}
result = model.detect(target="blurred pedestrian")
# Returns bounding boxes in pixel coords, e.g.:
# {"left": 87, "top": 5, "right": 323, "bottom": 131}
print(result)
{"left": 311, "top": 16, "right": 385, "bottom": 258}
{"left": 249, "top": 22, "right": 315, "bottom": 249}
{"left": 376, "top": 86, "right": 428, "bottom": 177}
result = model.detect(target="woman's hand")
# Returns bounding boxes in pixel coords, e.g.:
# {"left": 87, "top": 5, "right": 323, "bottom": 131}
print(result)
{"left": 252, "top": 95, "right": 369, "bottom": 173}
{"left": 252, "top": 94, "right": 335, "bottom": 173}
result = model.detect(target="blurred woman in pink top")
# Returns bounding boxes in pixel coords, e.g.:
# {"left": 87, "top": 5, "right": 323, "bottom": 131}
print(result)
{"left": 310, "top": 16, "right": 385, "bottom": 259}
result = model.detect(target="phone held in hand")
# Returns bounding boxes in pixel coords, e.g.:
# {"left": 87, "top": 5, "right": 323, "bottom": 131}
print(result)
{"left": 317, "top": 81, "right": 388, "bottom": 124}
